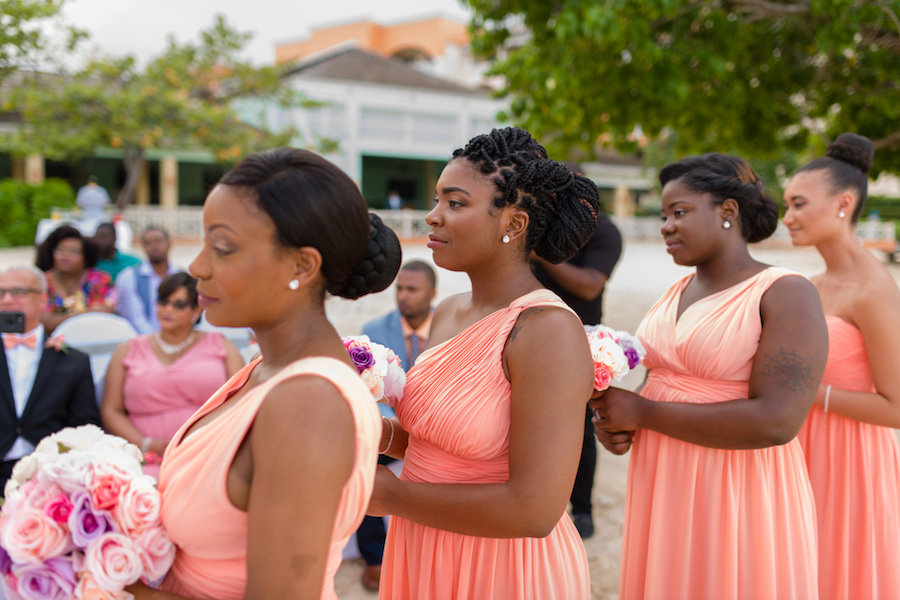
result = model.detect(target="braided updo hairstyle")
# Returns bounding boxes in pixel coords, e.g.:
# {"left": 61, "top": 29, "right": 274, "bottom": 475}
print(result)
{"left": 452, "top": 127, "right": 601, "bottom": 264}
{"left": 218, "top": 148, "right": 401, "bottom": 299}
{"left": 796, "top": 133, "right": 875, "bottom": 224}
{"left": 658, "top": 153, "right": 778, "bottom": 243}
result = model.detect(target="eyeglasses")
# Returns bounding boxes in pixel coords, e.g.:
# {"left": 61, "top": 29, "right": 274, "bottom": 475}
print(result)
{"left": 0, "top": 288, "right": 42, "bottom": 298}
{"left": 53, "top": 248, "right": 83, "bottom": 257}
{"left": 156, "top": 299, "right": 194, "bottom": 310}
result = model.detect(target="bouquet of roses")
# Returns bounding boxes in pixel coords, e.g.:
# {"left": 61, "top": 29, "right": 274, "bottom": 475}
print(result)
{"left": 584, "top": 324, "right": 646, "bottom": 391}
{"left": 342, "top": 335, "right": 406, "bottom": 405}
{"left": 0, "top": 425, "right": 175, "bottom": 600}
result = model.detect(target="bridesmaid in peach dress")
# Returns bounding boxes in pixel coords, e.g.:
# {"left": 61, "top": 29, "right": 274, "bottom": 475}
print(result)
{"left": 369, "top": 128, "right": 598, "bottom": 599}
{"left": 126, "top": 148, "right": 402, "bottom": 599}
{"left": 783, "top": 133, "right": 900, "bottom": 599}
{"left": 591, "top": 154, "right": 828, "bottom": 599}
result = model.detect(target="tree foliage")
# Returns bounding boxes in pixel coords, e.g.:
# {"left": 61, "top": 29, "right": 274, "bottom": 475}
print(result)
{"left": 0, "top": 0, "right": 84, "bottom": 84}
{"left": 465, "top": 0, "right": 900, "bottom": 174}
{"left": 5, "top": 15, "right": 323, "bottom": 207}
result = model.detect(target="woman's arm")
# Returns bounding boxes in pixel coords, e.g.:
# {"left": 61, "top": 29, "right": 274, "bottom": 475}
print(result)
{"left": 220, "top": 336, "right": 246, "bottom": 376}
{"left": 40, "top": 311, "right": 68, "bottom": 335}
{"left": 593, "top": 275, "right": 828, "bottom": 449}
{"left": 242, "top": 376, "right": 355, "bottom": 598}
{"left": 369, "top": 306, "right": 594, "bottom": 538}
{"left": 814, "top": 273, "right": 900, "bottom": 427}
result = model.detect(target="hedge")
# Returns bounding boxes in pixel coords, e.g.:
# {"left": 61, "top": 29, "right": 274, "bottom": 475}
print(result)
{"left": 0, "top": 178, "right": 76, "bottom": 247}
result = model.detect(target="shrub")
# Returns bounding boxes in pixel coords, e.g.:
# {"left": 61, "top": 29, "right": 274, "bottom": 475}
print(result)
{"left": 0, "top": 178, "right": 76, "bottom": 247}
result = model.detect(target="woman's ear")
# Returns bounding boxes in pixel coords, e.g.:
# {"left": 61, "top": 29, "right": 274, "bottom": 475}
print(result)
{"left": 290, "top": 246, "right": 323, "bottom": 288}
{"left": 503, "top": 207, "right": 530, "bottom": 243}
{"left": 720, "top": 199, "right": 740, "bottom": 225}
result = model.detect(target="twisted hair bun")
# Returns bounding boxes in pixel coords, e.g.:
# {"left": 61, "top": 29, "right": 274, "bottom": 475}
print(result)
{"left": 453, "top": 127, "right": 601, "bottom": 264}
{"left": 826, "top": 133, "right": 874, "bottom": 174}
{"left": 330, "top": 213, "right": 402, "bottom": 299}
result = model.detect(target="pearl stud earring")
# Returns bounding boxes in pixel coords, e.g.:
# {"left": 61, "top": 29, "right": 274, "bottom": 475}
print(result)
{"left": 723, "top": 220, "right": 731, "bottom": 229}
{"left": 839, "top": 210, "right": 846, "bottom": 218}
{"left": 288, "top": 279, "right": 300, "bottom": 290}
{"left": 502, "top": 234, "right": 510, "bottom": 244}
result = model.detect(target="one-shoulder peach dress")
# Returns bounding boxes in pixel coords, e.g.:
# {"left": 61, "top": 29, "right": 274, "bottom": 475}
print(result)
{"left": 157, "top": 356, "right": 382, "bottom": 600}
{"left": 622, "top": 268, "right": 818, "bottom": 599}
{"left": 796, "top": 316, "right": 900, "bottom": 600}
{"left": 380, "top": 290, "right": 590, "bottom": 600}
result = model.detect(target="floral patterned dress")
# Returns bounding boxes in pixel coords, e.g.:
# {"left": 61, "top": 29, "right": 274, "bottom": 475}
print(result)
{"left": 44, "top": 268, "right": 116, "bottom": 314}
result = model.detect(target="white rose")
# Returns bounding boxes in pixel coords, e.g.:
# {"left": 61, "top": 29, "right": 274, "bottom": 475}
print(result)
{"left": 589, "top": 336, "right": 630, "bottom": 380}
{"left": 382, "top": 360, "right": 406, "bottom": 405}
{"left": 10, "top": 453, "right": 43, "bottom": 486}
{"left": 47, "top": 424, "right": 106, "bottom": 452}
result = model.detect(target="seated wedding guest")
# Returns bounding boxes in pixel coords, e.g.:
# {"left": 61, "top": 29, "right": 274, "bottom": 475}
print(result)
{"left": 101, "top": 272, "right": 244, "bottom": 478}
{"left": 356, "top": 259, "right": 437, "bottom": 591}
{"left": 126, "top": 147, "right": 402, "bottom": 599}
{"left": 36, "top": 224, "right": 116, "bottom": 335}
{"left": 591, "top": 153, "right": 828, "bottom": 599}
{"left": 93, "top": 222, "right": 141, "bottom": 282}
{"left": 116, "top": 226, "right": 182, "bottom": 334}
{"left": 0, "top": 265, "right": 100, "bottom": 491}
{"left": 369, "top": 127, "right": 598, "bottom": 598}
{"left": 784, "top": 133, "right": 900, "bottom": 599}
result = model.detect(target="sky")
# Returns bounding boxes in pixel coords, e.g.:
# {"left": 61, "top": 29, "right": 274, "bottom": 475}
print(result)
{"left": 61, "top": 0, "right": 473, "bottom": 66}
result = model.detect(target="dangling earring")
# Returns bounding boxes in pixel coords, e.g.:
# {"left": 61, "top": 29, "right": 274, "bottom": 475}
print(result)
{"left": 722, "top": 220, "right": 731, "bottom": 229}
{"left": 502, "top": 234, "right": 510, "bottom": 244}
{"left": 839, "top": 210, "right": 846, "bottom": 218}
{"left": 288, "top": 279, "right": 300, "bottom": 290}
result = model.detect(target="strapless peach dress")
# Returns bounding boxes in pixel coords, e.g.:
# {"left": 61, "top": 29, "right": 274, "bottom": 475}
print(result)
{"left": 797, "top": 316, "right": 900, "bottom": 600}
{"left": 157, "top": 356, "right": 381, "bottom": 599}
{"left": 381, "top": 290, "right": 590, "bottom": 600}
{"left": 622, "top": 268, "right": 818, "bottom": 599}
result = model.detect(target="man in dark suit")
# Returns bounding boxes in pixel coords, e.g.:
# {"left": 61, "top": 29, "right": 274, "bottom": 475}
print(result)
{"left": 0, "top": 265, "right": 100, "bottom": 491}
{"left": 356, "top": 260, "right": 436, "bottom": 591}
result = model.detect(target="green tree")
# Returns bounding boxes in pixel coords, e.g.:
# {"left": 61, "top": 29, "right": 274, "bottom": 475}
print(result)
{"left": 466, "top": 0, "right": 900, "bottom": 173}
{"left": 6, "top": 15, "right": 325, "bottom": 207}
{"left": 0, "top": 0, "right": 84, "bottom": 84}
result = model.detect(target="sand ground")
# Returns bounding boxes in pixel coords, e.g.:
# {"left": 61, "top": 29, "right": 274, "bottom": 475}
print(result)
{"left": 5, "top": 238, "right": 898, "bottom": 599}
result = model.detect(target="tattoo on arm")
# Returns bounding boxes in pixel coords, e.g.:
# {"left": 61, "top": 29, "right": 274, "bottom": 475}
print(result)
{"left": 761, "top": 348, "right": 816, "bottom": 394}
{"left": 507, "top": 307, "right": 545, "bottom": 343}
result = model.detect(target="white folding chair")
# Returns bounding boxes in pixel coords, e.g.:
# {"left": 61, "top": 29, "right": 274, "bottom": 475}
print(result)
{"left": 52, "top": 313, "right": 138, "bottom": 405}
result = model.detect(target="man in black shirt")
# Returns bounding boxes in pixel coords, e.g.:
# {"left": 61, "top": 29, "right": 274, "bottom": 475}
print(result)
{"left": 532, "top": 204, "right": 622, "bottom": 538}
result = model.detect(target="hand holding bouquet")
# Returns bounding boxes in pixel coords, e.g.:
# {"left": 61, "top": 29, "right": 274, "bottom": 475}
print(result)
{"left": 0, "top": 425, "right": 175, "bottom": 600}
{"left": 342, "top": 335, "right": 406, "bottom": 405}
{"left": 584, "top": 324, "right": 646, "bottom": 391}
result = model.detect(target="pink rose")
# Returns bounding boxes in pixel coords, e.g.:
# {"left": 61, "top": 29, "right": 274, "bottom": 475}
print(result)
{"left": 74, "top": 571, "right": 126, "bottom": 600}
{"left": 83, "top": 532, "right": 143, "bottom": 591}
{"left": 1, "top": 506, "right": 70, "bottom": 563}
{"left": 25, "top": 482, "right": 64, "bottom": 512}
{"left": 111, "top": 477, "right": 160, "bottom": 535}
{"left": 44, "top": 494, "right": 74, "bottom": 524}
{"left": 133, "top": 526, "right": 175, "bottom": 582}
{"left": 594, "top": 365, "right": 613, "bottom": 391}
{"left": 90, "top": 476, "right": 125, "bottom": 512}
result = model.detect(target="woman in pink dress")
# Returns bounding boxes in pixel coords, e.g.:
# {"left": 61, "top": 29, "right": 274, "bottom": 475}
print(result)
{"left": 101, "top": 272, "right": 244, "bottom": 477}
{"left": 591, "top": 153, "right": 829, "bottom": 599}
{"left": 126, "top": 148, "right": 401, "bottom": 599}
{"left": 370, "top": 127, "right": 598, "bottom": 599}
{"left": 783, "top": 133, "right": 900, "bottom": 599}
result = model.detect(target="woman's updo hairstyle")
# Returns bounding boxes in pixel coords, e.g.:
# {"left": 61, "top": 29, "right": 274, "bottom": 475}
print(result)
{"left": 452, "top": 127, "right": 601, "bottom": 264}
{"left": 796, "top": 133, "right": 874, "bottom": 224}
{"left": 218, "top": 148, "right": 401, "bottom": 299}
{"left": 659, "top": 153, "right": 778, "bottom": 243}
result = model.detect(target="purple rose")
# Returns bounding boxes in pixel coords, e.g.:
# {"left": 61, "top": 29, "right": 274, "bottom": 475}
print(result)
{"left": 348, "top": 346, "right": 375, "bottom": 374}
{"left": 14, "top": 556, "right": 76, "bottom": 600}
{"left": 624, "top": 347, "right": 641, "bottom": 370}
{"left": 67, "top": 492, "right": 112, "bottom": 548}
{"left": 0, "top": 546, "right": 12, "bottom": 577}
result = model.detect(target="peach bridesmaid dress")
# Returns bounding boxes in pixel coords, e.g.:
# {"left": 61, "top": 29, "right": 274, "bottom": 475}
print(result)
{"left": 622, "top": 268, "right": 818, "bottom": 599}
{"left": 381, "top": 289, "right": 590, "bottom": 600}
{"left": 797, "top": 316, "right": 900, "bottom": 599}
{"left": 157, "top": 356, "right": 381, "bottom": 600}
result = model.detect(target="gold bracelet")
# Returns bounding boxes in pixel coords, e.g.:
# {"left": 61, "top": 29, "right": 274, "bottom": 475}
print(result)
{"left": 379, "top": 417, "right": 395, "bottom": 455}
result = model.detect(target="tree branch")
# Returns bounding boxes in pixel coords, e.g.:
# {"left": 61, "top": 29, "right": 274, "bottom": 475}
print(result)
{"left": 731, "top": 0, "right": 811, "bottom": 19}
{"left": 873, "top": 129, "right": 900, "bottom": 150}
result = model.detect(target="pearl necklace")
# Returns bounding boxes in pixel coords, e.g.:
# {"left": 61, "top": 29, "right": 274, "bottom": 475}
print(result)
{"left": 154, "top": 331, "right": 195, "bottom": 355}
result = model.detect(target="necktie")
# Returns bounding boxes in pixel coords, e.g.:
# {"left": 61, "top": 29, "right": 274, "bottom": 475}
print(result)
{"left": 4, "top": 333, "right": 37, "bottom": 351}
{"left": 408, "top": 333, "right": 422, "bottom": 367}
